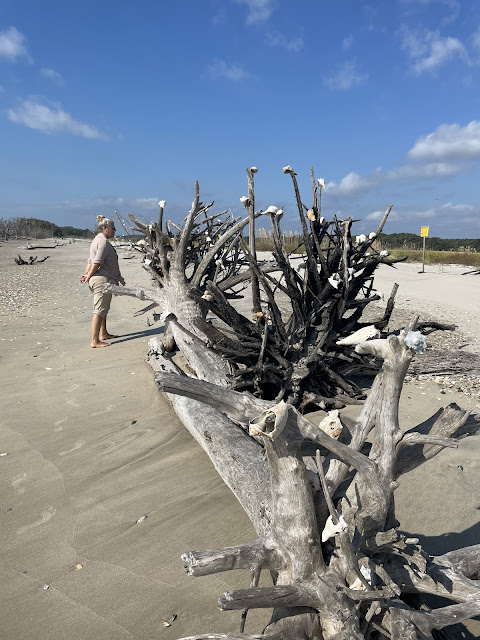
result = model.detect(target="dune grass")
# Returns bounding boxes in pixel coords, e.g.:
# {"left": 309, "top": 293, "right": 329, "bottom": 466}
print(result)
{"left": 386, "top": 248, "right": 480, "bottom": 267}
{"left": 254, "top": 233, "right": 480, "bottom": 267}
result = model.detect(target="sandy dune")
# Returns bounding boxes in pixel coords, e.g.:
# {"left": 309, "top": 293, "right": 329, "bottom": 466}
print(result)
{"left": 0, "top": 241, "right": 478, "bottom": 639}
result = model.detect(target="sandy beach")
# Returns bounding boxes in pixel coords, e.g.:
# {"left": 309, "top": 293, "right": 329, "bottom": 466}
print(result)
{"left": 1, "top": 241, "right": 479, "bottom": 639}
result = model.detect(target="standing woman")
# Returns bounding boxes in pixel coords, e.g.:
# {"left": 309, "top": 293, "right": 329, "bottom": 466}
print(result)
{"left": 80, "top": 215, "right": 125, "bottom": 348}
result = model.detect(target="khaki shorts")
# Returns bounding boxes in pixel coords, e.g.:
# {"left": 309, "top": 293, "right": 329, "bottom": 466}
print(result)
{"left": 88, "top": 276, "right": 115, "bottom": 317}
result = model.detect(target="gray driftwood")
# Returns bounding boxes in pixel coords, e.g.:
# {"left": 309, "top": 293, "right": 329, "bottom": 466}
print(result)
{"left": 150, "top": 330, "right": 480, "bottom": 639}
{"left": 109, "top": 168, "right": 480, "bottom": 638}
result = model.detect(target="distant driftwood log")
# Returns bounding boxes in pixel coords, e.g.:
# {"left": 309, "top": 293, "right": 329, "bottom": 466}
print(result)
{"left": 111, "top": 167, "right": 480, "bottom": 639}
{"left": 14, "top": 254, "right": 50, "bottom": 265}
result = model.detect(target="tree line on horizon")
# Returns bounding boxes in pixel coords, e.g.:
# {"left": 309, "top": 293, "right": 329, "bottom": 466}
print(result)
{"left": 0, "top": 217, "right": 94, "bottom": 240}
{"left": 0, "top": 217, "right": 478, "bottom": 252}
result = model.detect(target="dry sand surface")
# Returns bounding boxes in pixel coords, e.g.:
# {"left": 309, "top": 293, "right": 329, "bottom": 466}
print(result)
{"left": 1, "top": 241, "right": 479, "bottom": 639}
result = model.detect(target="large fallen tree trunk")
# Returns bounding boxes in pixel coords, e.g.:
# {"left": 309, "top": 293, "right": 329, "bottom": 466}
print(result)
{"left": 150, "top": 329, "right": 480, "bottom": 639}
{"left": 110, "top": 168, "right": 480, "bottom": 638}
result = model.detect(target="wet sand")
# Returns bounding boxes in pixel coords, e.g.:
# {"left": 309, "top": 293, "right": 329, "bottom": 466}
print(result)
{"left": 0, "top": 241, "right": 479, "bottom": 638}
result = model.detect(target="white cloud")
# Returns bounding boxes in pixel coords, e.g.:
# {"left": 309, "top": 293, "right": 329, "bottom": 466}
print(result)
{"left": 400, "top": 26, "right": 470, "bottom": 74}
{"left": 342, "top": 35, "right": 354, "bottom": 50}
{"left": 207, "top": 58, "right": 252, "bottom": 82}
{"left": 134, "top": 197, "right": 159, "bottom": 207}
{"left": 408, "top": 121, "right": 480, "bottom": 161}
{"left": 327, "top": 169, "right": 383, "bottom": 197}
{"left": 367, "top": 201, "right": 476, "bottom": 227}
{"left": 7, "top": 98, "right": 109, "bottom": 140}
{"left": 399, "top": 0, "right": 460, "bottom": 24}
{"left": 387, "top": 161, "right": 460, "bottom": 180}
{"left": 235, "top": 0, "right": 274, "bottom": 24}
{"left": 472, "top": 26, "right": 480, "bottom": 50}
{"left": 266, "top": 30, "right": 303, "bottom": 52}
{"left": 0, "top": 26, "right": 30, "bottom": 61}
{"left": 41, "top": 67, "right": 64, "bottom": 85}
{"left": 326, "top": 119, "right": 479, "bottom": 200}
{"left": 324, "top": 61, "right": 368, "bottom": 91}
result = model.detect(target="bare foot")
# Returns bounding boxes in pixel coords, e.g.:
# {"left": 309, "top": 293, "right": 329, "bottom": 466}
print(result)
{"left": 100, "top": 334, "right": 118, "bottom": 339}
{"left": 91, "top": 341, "right": 111, "bottom": 348}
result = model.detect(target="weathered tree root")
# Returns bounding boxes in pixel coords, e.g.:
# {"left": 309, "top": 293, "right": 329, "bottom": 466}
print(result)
{"left": 150, "top": 332, "right": 480, "bottom": 639}
{"left": 110, "top": 168, "right": 410, "bottom": 409}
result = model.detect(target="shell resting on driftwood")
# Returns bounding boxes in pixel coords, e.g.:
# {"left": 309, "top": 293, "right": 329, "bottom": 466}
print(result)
{"left": 336, "top": 325, "right": 380, "bottom": 346}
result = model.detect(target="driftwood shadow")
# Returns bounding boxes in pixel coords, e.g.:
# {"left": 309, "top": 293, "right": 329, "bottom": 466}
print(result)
{"left": 111, "top": 326, "right": 164, "bottom": 344}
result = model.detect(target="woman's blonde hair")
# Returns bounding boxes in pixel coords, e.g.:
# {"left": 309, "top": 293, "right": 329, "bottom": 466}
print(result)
{"left": 96, "top": 215, "right": 114, "bottom": 232}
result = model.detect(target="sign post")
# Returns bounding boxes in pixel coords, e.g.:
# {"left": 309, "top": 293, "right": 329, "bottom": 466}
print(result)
{"left": 420, "top": 226, "right": 429, "bottom": 273}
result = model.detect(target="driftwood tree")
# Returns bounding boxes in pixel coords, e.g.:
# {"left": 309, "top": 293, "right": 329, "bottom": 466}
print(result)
{"left": 112, "top": 166, "right": 405, "bottom": 410}
{"left": 151, "top": 329, "right": 480, "bottom": 640}
{"left": 14, "top": 254, "right": 50, "bottom": 265}
{"left": 109, "top": 167, "right": 480, "bottom": 638}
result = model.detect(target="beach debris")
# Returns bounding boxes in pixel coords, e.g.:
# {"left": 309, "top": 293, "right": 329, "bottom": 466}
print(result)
{"left": 0, "top": 452, "right": 8, "bottom": 457}
{"left": 75, "top": 563, "right": 83, "bottom": 570}
{"left": 43, "top": 584, "right": 50, "bottom": 590}
{"left": 136, "top": 515, "right": 148, "bottom": 523}
{"left": 161, "top": 614, "right": 177, "bottom": 627}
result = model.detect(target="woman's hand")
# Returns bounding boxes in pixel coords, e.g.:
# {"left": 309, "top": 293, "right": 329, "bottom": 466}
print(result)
{"left": 80, "top": 273, "right": 90, "bottom": 283}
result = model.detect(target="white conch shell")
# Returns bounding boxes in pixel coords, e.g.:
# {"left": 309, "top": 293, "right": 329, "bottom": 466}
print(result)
{"left": 336, "top": 325, "right": 380, "bottom": 346}
{"left": 249, "top": 401, "right": 289, "bottom": 441}
{"left": 264, "top": 205, "right": 278, "bottom": 214}
{"left": 319, "top": 410, "right": 343, "bottom": 439}
{"left": 321, "top": 513, "right": 348, "bottom": 542}
{"left": 404, "top": 330, "right": 427, "bottom": 354}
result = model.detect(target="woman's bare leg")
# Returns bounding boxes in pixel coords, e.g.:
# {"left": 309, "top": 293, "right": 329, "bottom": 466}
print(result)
{"left": 91, "top": 314, "right": 110, "bottom": 348}
{"left": 99, "top": 314, "right": 118, "bottom": 340}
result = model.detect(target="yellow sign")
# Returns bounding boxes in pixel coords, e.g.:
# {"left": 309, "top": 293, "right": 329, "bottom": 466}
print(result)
{"left": 420, "top": 226, "right": 429, "bottom": 237}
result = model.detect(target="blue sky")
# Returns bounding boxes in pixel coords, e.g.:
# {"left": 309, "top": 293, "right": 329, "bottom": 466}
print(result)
{"left": 1, "top": 0, "right": 480, "bottom": 238}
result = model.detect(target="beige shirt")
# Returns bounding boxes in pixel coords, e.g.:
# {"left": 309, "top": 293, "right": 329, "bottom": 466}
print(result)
{"left": 89, "top": 233, "right": 122, "bottom": 280}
